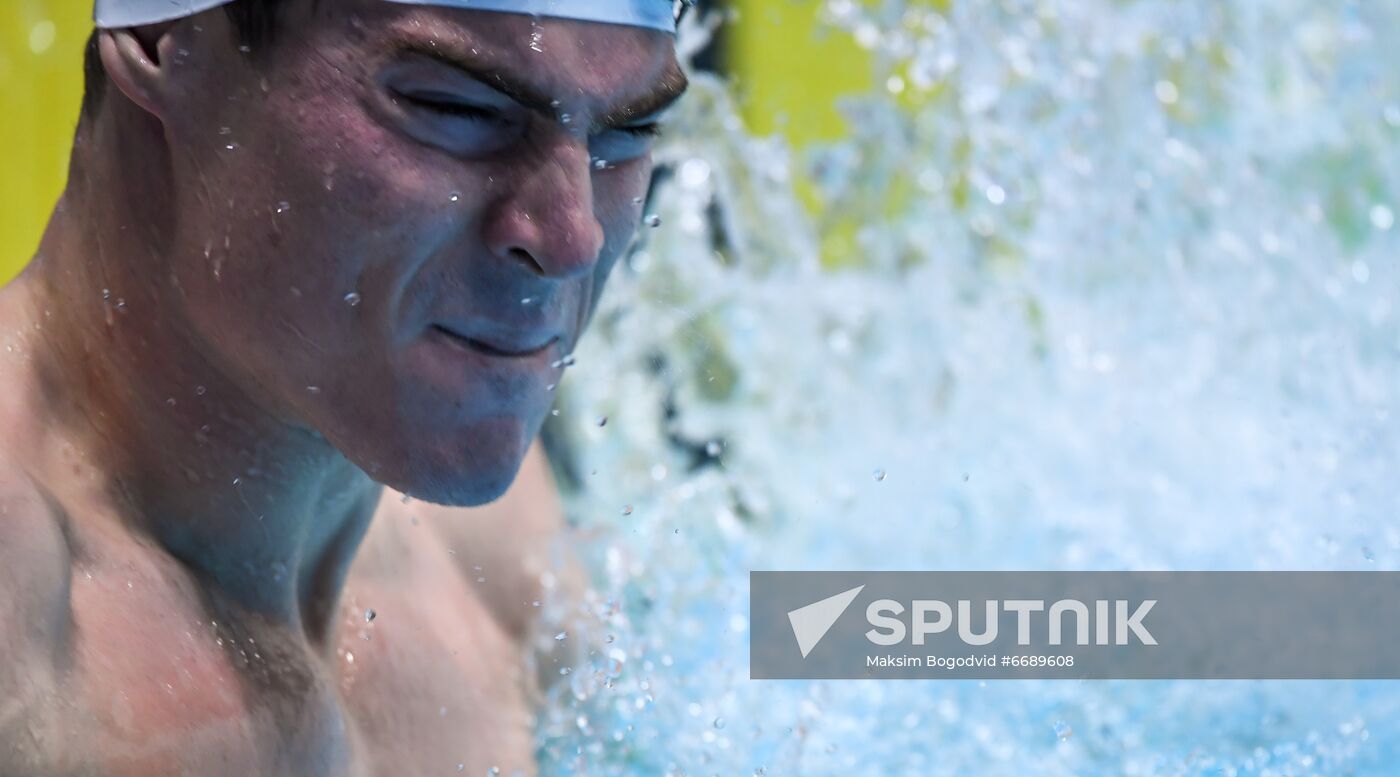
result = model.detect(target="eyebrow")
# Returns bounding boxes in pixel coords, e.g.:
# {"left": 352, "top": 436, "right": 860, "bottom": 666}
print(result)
{"left": 395, "top": 39, "right": 689, "bottom": 129}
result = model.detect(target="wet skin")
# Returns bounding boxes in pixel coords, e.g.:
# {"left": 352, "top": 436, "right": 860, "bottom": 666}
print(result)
{"left": 0, "top": 2, "right": 683, "bottom": 774}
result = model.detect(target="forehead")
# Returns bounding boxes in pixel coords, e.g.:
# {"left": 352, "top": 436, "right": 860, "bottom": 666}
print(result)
{"left": 309, "top": 0, "right": 683, "bottom": 110}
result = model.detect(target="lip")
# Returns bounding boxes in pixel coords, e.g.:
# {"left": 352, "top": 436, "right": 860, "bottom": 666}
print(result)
{"left": 430, "top": 324, "right": 560, "bottom": 359}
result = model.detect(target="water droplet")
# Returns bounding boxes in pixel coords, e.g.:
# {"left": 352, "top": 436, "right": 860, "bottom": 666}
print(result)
{"left": 554, "top": 631, "right": 568, "bottom": 641}
{"left": 448, "top": 192, "right": 461, "bottom": 203}
{"left": 28, "top": 21, "right": 56, "bottom": 55}
{"left": 195, "top": 385, "right": 207, "bottom": 397}
{"left": 344, "top": 292, "right": 362, "bottom": 307}
{"left": 344, "top": 651, "right": 354, "bottom": 664}
{"left": 520, "top": 296, "right": 537, "bottom": 305}
{"left": 644, "top": 214, "right": 663, "bottom": 228}
{"left": 306, "top": 385, "right": 321, "bottom": 394}
{"left": 1154, "top": 80, "right": 1180, "bottom": 105}
{"left": 621, "top": 505, "right": 633, "bottom": 516}
{"left": 632, "top": 196, "right": 644, "bottom": 205}
{"left": 1369, "top": 204, "right": 1394, "bottom": 231}
{"left": 593, "top": 158, "right": 611, "bottom": 170}
{"left": 706, "top": 441, "right": 723, "bottom": 457}
{"left": 596, "top": 415, "right": 608, "bottom": 427}
{"left": 985, "top": 184, "right": 1006, "bottom": 205}
{"left": 679, "top": 159, "right": 712, "bottom": 188}
{"left": 1053, "top": 719, "right": 1074, "bottom": 741}
{"left": 364, "top": 608, "right": 376, "bottom": 623}
{"left": 713, "top": 717, "right": 725, "bottom": 729}
{"left": 873, "top": 468, "right": 887, "bottom": 482}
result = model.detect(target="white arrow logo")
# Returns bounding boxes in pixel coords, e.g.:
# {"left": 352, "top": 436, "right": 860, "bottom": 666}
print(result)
{"left": 787, "top": 585, "right": 865, "bottom": 658}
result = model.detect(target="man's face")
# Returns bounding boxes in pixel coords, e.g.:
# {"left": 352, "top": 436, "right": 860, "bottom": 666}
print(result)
{"left": 152, "top": 1, "right": 684, "bottom": 505}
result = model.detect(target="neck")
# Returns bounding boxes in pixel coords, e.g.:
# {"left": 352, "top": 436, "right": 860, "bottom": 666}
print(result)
{"left": 7, "top": 127, "right": 380, "bottom": 645}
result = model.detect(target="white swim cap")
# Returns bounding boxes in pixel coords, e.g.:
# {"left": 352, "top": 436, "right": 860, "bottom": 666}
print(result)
{"left": 94, "top": 0, "right": 680, "bottom": 33}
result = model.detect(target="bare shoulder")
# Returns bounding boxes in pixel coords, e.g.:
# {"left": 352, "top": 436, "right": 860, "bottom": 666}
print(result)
{"left": 0, "top": 451, "right": 71, "bottom": 633}
{"left": 0, "top": 285, "right": 74, "bottom": 697}
{"left": 0, "top": 451, "right": 73, "bottom": 744}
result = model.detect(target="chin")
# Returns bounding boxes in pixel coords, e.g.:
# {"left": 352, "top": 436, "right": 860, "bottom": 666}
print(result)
{"left": 399, "top": 462, "right": 522, "bottom": 507}
{"left": 374, "top": 416, "right": 535, "bottom": 507}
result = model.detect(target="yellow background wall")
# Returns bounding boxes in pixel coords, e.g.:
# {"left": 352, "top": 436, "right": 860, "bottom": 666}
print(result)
{"left": 0, "top": 0, "right": 869, "bottom": 283}
{"left": 728, "top": 1, "right": 869, "bottom": 152}
{"left": 1, "top": 1, "right": 90, "bottom": 283}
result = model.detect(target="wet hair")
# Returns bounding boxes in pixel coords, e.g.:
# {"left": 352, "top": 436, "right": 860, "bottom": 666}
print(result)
{"left": 80, "top": 0, "right": 293, "bottom": 120}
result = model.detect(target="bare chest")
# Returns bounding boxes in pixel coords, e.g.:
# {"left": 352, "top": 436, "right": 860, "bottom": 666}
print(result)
{"left": 25, "top": 555, "right": 536, "bottom": 777}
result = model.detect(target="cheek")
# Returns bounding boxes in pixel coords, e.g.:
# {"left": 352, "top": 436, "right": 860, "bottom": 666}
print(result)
{"left": 596, "top": 162, "right": 654, "bottom": 247}
{"left": 166, "top": 132, "right": 461, "bottom": 409}
{"left": 226, "top": 100, "right": 465, "bottom": 314}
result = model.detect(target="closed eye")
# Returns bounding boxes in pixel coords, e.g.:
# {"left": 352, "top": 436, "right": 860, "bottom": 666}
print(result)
{"left": 400, "top": 91, "right": 659, "bottom": 139}
{"left": 616, "top": 123, "right": 664, "bottom": 139}
{"left": 395, "top": 90, "right": 500, "bottom": 122}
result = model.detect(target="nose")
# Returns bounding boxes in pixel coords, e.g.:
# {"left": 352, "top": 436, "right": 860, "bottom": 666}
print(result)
{"left": 481, "top": 141, "right": 606, "bottom": 280}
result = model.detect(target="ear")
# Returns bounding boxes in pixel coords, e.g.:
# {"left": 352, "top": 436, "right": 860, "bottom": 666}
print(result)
{"left": 97, "top": 28, "right": 170, "bottom": 119}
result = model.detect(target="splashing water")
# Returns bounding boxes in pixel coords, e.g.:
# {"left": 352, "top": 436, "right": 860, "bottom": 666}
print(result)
{"left": 536, "top": 1, "right": 1400, "bottom": 774}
